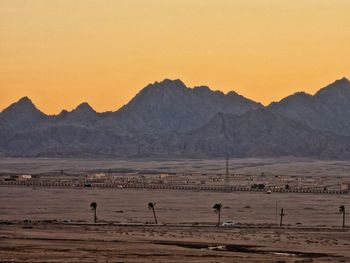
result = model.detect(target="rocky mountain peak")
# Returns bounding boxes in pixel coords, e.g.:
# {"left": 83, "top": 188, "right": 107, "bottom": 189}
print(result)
{"left": 1, "top": 96, "right": 43, "bottom": 116}
{"left": 17, "top": 96, "right": 33, "bottom": 105}
{"left": 146, "top": 79, "right": 187, "bottom": 91}
{"left": 0, "top": 97, "right": 46, "bottom": 129}
{"left": 74, "top": 102, "right": 95, "bottom": 113}
{"left": 315, "top": 77, "right": 350, "bottom": 98}
{"left": 269, "top": 92, "right": 312, "bottom": 108}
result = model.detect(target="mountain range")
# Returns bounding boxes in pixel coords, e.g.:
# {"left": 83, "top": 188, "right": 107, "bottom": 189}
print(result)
{"left": 2, "top": 78, "right": 350, "bottom": 159}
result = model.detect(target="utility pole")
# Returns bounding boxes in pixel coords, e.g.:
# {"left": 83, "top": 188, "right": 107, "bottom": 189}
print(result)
{"left": 224, "top": 154, "right": 230, "bottom": 191}
{"left": 275, "top": 201, "right": 278, "bottom": 225}
{"left": 280, "top": 208, "right": 285, "bottom": 226}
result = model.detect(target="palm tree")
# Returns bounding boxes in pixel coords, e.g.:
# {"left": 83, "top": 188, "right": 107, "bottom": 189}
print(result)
{"left": 90, "top": 202, "right": 97, "bottom": 223}
{"left": 279, "top": 208, "right": 285, "bottom": 226}
{"left": 148, "top": 202, "right": 158, "bottom": 224}
{"left": 339, "top": 205, "right": 345, "bottom": 228}
{"left": 213, "top": 203, "right": 223, "bottom": 226}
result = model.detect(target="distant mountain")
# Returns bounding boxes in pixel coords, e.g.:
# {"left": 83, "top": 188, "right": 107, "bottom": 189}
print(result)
{"left": 176, "top": 109, "right": 350, "bottom": 159}
{"left": 1, "top": 125, "right": 137, "bottom": 157}
{"left": 103, "top": 79, "right": 262, "bottom": 134}
{"left": 56, "top": 102, "right": 101, "bottom": 126}
{"left": 269, "top": 78, "right": 350, "bottom": 135}
{"left": 0, "top": 97, "right": 47, "bottom": 130}
{"left": 2, "top": 77, "right": 350, "bottom": 159}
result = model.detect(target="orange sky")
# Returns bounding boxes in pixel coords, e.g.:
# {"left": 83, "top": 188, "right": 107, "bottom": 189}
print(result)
{"left": 1, "top": 0, "right": 350, "bottom": 114}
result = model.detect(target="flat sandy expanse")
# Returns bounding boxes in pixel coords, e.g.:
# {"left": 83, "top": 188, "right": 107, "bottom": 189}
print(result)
{"left": 2, "top": 157, "right": 350, "bottom": 177}
{"left": 0, "top": 187, "right": 349, "bottom": 262}
{"left": 1, "top": 187, "right": 349, "bottom": 226}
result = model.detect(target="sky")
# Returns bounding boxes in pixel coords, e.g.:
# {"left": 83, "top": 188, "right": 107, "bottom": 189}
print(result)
{"left": 1, "top": 0, "right": 350, "bottom": 114}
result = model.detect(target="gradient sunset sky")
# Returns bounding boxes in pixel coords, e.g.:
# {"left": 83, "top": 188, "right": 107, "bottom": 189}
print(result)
{"left": 1, "top": 0, "right": 350, "bottom": 114}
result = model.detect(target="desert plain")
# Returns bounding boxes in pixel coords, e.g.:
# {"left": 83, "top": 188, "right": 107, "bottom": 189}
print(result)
{"left": 0, "top": 158, "right": 349, "bottom": 262}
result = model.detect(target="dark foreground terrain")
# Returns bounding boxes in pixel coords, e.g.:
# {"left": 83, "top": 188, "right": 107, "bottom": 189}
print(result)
{"left": 0, "top": 222, "right": 349, "bottom": 263}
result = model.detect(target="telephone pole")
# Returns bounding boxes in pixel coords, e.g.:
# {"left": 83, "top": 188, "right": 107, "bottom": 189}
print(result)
{"left": 225, "top": 154, "right": 229, "bottom": 190}
{"left": 280, "top": 208, "right": 285, "bottom": 226}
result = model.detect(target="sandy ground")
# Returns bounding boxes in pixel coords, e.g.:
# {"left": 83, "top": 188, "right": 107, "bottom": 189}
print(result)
{"left": 0, "top": 187, "right": 349, "bottom": 262}
{"left": 0, "top": 222, "right": 349, "bottom": 262}
{"left": 0, "top": 187, "right": 349, "bottom": 226}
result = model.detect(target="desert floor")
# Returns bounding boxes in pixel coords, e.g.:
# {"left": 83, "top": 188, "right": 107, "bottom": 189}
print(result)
{"left": 1, "top": 157, "right": 350, "bottom": 177}
{"left": 1, "top": 222, "right": 349, "bottom": 263}
{"left": 0, "top": 186, "right": 349, "bottom": 262}
{"left": 1, "top": 157, "right": 349, "bottom": 262}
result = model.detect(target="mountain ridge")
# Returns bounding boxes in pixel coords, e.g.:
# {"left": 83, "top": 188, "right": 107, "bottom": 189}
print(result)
{"left": 268, "top": 77, "right": 350, "bottom": 135}
{"left": 2, "top": 77, "right": 350, "bottom": 159}
{"left": 3, "top": 77, "right": 349, "bottom": 116}
{"left": 1, "top": 79, "right": 263, "bottom": 115}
